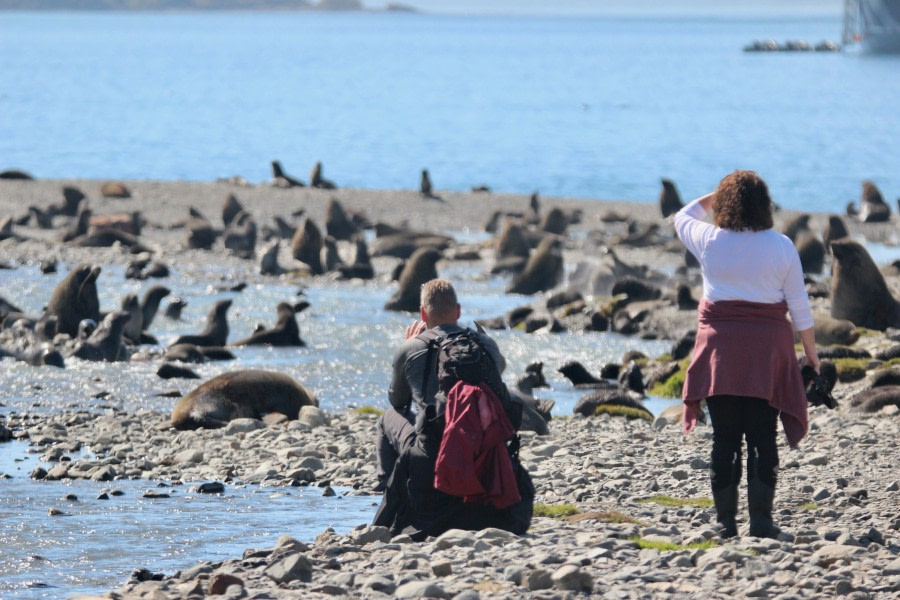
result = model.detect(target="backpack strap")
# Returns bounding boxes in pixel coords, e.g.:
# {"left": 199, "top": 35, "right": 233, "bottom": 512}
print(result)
{"left": 417, "top": 328, "right": 445, "bottom": 406}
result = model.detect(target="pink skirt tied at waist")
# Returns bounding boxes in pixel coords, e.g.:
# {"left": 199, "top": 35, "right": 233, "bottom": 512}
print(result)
{"left": 682, "top": 298, "right": 809, "bottom": 448}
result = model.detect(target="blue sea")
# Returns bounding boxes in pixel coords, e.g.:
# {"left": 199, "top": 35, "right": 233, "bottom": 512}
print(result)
{"left": 1, "top": 10, "right": 899, "bottom": 212}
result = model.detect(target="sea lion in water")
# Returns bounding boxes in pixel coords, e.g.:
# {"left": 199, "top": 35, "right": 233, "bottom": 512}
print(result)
{"left": 44, "top": 264, "right": 101, "bottom": 338}
{"left": 830, "top": 239, "right": 900, "bottom": 331}
{"left": 258, "top": 239, "right": 284, "bottom": 276}
{"left": 170, "top": 369, "right": 318, "bottom": 430}
{"left": 140, "top": 285, "right": 171, "bottom": 332}
{"left": 231, "top": 302, "right": 304, "bottom": 347}
{"left": 384, "top": 247, "right": 442, "bottom": 312}
{"left": 506, "top": 236, "right": 564, "bottom": 295}
{"left": 658, "top": 178, "right": 684, "bottom": 218}
{"left": 70, "top": 311, "right": 130, "bottom": 362}
{"left": 120, "top": 293, "right": 143, "bottom": 344}
{"left": 857, "top": 180, "right": 891, "bottom": 223}
{"left": 164, "top": 298, "right": 188, "bottom": 320}
{"left": 170, "top": 299, "right": 232, "bottom": 347}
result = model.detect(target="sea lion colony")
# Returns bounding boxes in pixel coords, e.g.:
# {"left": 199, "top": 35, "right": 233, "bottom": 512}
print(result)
{"left": 0, "top": 172, "right": 899, "bottom": 598}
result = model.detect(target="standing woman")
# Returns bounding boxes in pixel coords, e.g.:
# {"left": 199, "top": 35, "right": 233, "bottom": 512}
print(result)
{"left": 674, "top": 170, "right": 819, "bottom": 539}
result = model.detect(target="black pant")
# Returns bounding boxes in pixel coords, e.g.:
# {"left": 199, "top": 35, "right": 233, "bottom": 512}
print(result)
{"left": 375, "top": 406, "right": 417, "bottom": 484}
{"left": 706, "top": 395, "right": 779, "bottom": 490}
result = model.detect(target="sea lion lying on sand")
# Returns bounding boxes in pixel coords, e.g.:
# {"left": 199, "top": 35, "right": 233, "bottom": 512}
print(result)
{"left": 170, "top": 369, "right": 318, "bottom": 430}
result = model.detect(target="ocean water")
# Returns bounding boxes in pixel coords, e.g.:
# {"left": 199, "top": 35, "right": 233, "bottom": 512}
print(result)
{"left": 1, "top": 11, "right": 899, "bottom": 212}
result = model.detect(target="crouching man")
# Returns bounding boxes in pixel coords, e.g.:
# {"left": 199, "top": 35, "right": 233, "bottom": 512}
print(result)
{"left": 372, "top": 278, "right": 533, "bottom": 540}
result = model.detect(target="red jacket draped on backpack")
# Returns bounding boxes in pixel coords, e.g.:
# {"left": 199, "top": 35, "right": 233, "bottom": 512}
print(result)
{"left": 434, "top": 381, "right": 520, "bottom": 509}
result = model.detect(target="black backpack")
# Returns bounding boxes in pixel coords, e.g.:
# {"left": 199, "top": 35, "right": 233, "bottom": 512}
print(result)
{"left": 421, "top": 329, "right": 523, "bottom": 431}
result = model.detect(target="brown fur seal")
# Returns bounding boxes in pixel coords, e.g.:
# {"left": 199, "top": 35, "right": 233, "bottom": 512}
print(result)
{"left": 44, "top": 264, "right": 101, "bottom": 338}
{"left": 858, "top": 180, "right": 891, "bottom": 223}
{"left": 164, "top": 298, "right": 188, "bottom": 320}
{"left": 384, "top": 247, "right": 442, "bottom": 312}
{"left": 271, "top": 160, "right": 305, "bottom": 188}
{"left": 337, "top": 235, "right": 375, "bottom": 280}
{"left": 325, "top": 197, "right": 359, "bottom": 241}
{"left": 420, "top": 168, "right": 437, "bottom": 199}
{"left": 310, "top": 161, "right": 337, "bottom": 190}
{"left": 141, "top": 285, "right": 171, "bottom": 332}
{"left": 539, "top": 207, "right": 568, "bottom": 235}
{"left": 171, "top": 299, "right": 232, "bottom": 347}
{"left": 795, "top": 231, "right": 825, "bottom": 274}
{"left": 290, "top": 217, "right": 324, "bottom": 275}
{"left": 491, "top": 219, "right": 531, "bottom": 274}
{"left": 259, "top": 240, "right": 284, "bottom": 276}
{"left": 573, "top": 389, "right": 653, "bottom": 421}
{"left": 232, "top": 302, "right": 304, "bottom": 347}
{"left": 184, "top": 208, "right": 219, "bottom": 250}
{"left": 170, "top": 369, "right": 318, "bottom": 430}
{"left": 223, "top": 211, "right": 257, "bottom": 259}
{"left": 222, "top": 193, "right": 244, "bottom": 228}
{"left": 830, "top": 239, "right": 900, "bottom": 331}
{"left": 70, "top": 311, "right": 130, "bottom": 362}
{"left": 823, "top": 214, "right": 850, "bottom": 250}
{"left": 848, "top": 385, "right": 900, "bottom": 413}
{"left": 506, "top": 236, "right": 564, "bottom": 295}
{"left": 798, "top": 314, "right": 859, "bottom": 346}
{"left": 59, "top": 186, "right": 86, "bottom": 216}
{"left": 781, "top": 213, "right": 811, "bottom": 242}
{"left": 62, "top": 202, "right": 91, "bottom": 242}
{"left": 370, "top": 230, "right": 453, "bottom": 259}
{"left": 100, "top": 182, "right": 131, "bottom": 198}
{"left": 120, "top": 293, "right": 143, "bottom": 344}
{"left": 659, "top": 178, "right": 683, "bottom": 218}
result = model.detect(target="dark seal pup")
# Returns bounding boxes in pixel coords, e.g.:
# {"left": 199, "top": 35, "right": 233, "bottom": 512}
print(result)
{"left": 44, "top": 263, "right": 102, "bottom": 338}
{"left": 171, "top": 299, "right": 232, "bottom": 347}
{"left": 830, "top": 239, "right": 900, "bottom": 331}
{"left": 170, "top": 369, "right": 318, "bottom": 430}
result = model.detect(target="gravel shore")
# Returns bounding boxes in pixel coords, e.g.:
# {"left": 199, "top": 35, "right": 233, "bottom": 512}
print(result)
{"left": 1, "top": 178, "right": 899, "bottom": 599}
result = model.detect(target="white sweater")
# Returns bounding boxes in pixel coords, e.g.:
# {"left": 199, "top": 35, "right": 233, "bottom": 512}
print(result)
{"left": 673, "top": 198, "right": 814, "bottom": 331}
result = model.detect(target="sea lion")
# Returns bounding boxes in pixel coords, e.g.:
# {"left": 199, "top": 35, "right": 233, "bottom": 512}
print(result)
{"left": 170, "top": 369, "right": 318, "bottom": 430}
{"left": 62, "top": 202, "right": 91, "bottom": 243}
{"left": 223, "top": 211, "right": 257, "bottom": 259}
{"left": 573, "top": 389, "right": 653, "bottom": 421}
{"left": 71, "top": 228, "right": 144, "bottom": 250}
{"left": 781, "top": 213, "right": 811, "bottom": 242}
{"left": 539, "top": 207, "right": 568, "bottom": 235}
{"left": 310, "top": 161, "right": 337, "bottom": 190}
{"left": 336, "top": 235, "right": 375, "bottom": 280}
{"left": 271, "top": 160, "right": 305, "bottom": 188}
{"left": 259, "top": 240, "right": 284, "bottom": 276}
{"left": 830, "top": 239, "right": 900, "bottom": 331}
{"left": 231, "top": 302, "right": 304, "bottom": 347}
{"left": 659, "top": 178, "right": 683, "bottom": 218}
{"left": 506, "top": 236, "right": 564, "bottom": 295}
{"left": 325, "top": 197, "right": 358, "bottom": 241}
{"left": 120, "top": 293, "right": 143, "bottom": 345}
{"left": 491, "top": 220, "right": 531, "bottom": 274}
{"left": 44, "top": 264, "right": 101, "bottom": 338}
{"left": 858, "top": 180, "right": 891, "bottom": 223}
{"left": 370, "top": 230, "right": 454, "bottom": 259}
{"left": 28, "top": 205, "right": 53, "bottom": 229}
{"left": 184, "top": 208, "right": 219, "bottom": 250}
{"left": 799, "top": 314, "right": 859, "bottom": 346}
{"left": 100, "top": 182, "right": 131, "bottom": 199}
{"left": 164, "top": 343, "right": 206, "bottom": 363}
{"left": 222, "top": 193, "right": 244, "bottom": 228}
{"left": 658, "top": 402, "right": 707, "bottom": 425}
{"left": 420, "top": 169, "right": 437, "bottom": 199}
{"left": 140, "top": 285, "right": 171, "bottom": 331}
{"left": 320, "top": 235, "right": 342, "bottom": 273}
{"left": 675, "top": 284, "right": 699, "bottom": 310}
{"left": 610, "top": 277, "right": 662, "bottom": 304}
{"left": 558, "top": 361, "right": 614, "bottom": 389}
{"left": 164, "top": 298, "right": 188, "bottom": 320}
{"left": 384, "top": 247, "right": 442, "bottom": 312}
{"left": 848, "top": 385, "right": 900, "bottom": 414}
{"left": 823, "top": 214, "right": 850, "bottom": 250}
{"left": 157, "top": 363, "right": 200, "bottom": 380}
{"left": 59, "top": 186, "right": 86, "bottom": 216}
{"left": 290, "top": 217, "right": 324, "bottom": 275}
{"left": 614, "top": 222, "right": 661, "bottom": 247}
{"left": 0, "top": 345, "right": 64, "bottom": 368}
{"left": 795, "top": 231, "right": 825, "bottom": 274}
{"left": 70, "top": 311, "right": 130, "bottom": 362}
{"left": 0, "top": 169, "right": 34, "bottom": 180}
{"left": 170, "top": 299, "right": 232, "bottom": 347}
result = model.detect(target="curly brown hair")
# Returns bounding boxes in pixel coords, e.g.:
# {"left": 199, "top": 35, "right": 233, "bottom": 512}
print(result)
{"left": 712, "top": 170, "right": 774, "bottom": 232}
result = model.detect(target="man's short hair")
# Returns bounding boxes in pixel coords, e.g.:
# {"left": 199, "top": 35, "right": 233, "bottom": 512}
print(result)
{"left": 420, "top": 278, "right": 458, "bottom": 318}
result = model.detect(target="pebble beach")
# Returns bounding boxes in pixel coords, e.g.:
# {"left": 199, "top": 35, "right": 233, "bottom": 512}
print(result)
{"left": 1, "top": 178, "right": 899, "bottom": 599}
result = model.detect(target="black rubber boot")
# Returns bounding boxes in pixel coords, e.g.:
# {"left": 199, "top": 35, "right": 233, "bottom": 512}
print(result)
{"left": 747, "top": 447, "right": 781, "bottom": 539}
{"left": 710, "top": 448, "right": 741, "bottom": 539}
{"left": 712, "top": 483, "right": 739, "bottom": 538}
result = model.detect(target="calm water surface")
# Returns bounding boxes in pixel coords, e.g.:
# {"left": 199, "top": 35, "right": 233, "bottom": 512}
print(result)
{"left": 1, "top": 12, "right": 899, "bottom": 212}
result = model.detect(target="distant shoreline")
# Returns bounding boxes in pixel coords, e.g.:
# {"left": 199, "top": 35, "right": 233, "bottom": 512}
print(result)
{"left": 0, "top": 1, "right": 420, "bottom": 12}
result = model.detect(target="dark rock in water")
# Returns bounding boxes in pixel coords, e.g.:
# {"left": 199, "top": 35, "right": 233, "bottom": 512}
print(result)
{"left": 573, "top": 390, "right": 652, "bottom": 420}
{"left": 194, "top": 481, "right": 226, "bottom": 494}
{"left": 817, "top": 346, "right": 871, "bottom": 360}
